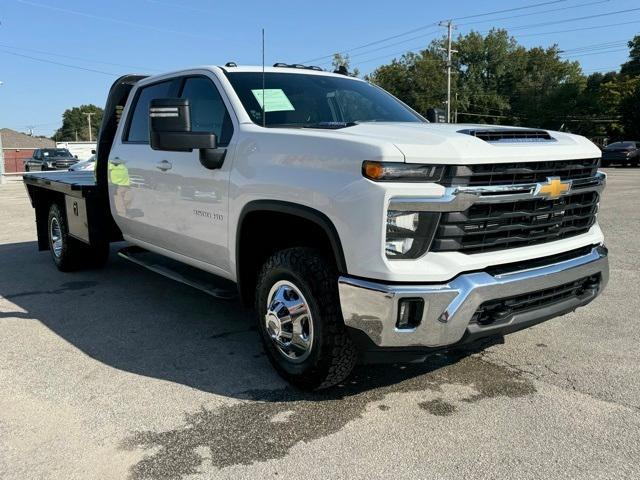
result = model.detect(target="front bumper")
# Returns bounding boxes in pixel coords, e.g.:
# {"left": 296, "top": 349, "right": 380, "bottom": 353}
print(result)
{"left": 339, "top": 245, "right": 608, "bottom": 349}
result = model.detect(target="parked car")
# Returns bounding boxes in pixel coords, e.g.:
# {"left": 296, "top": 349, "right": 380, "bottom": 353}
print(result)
{"left": 601, "top": 141, "right": 640, "bottom": 167}
{"left": 24, "top": 148, "right": 78, "bottom": 171}
{"left": 69, "top": 154, "right": 96, "bottom": 172}
{"left": 22, "top": 66, "right": 608, "bottom": 390}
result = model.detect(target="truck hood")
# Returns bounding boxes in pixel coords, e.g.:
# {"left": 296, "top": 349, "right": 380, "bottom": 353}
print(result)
{"left": 335, "top": 122, "right": 601, "bottom": 164}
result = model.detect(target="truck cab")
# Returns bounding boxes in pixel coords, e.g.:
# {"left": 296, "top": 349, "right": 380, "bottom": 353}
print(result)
{"left": 24, "top": 65, "right": 608, "bottom": 390}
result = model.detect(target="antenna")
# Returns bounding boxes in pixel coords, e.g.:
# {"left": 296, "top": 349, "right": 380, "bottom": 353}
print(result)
{"left": 262, "top": 28, "right": 266, "bottom": 128}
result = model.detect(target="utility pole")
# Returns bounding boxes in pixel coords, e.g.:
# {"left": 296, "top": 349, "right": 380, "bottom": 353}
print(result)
{"left": 438, "top": 20, "right": 457, "bottom": 123}
{"left": 84, "top": 112, "right": 95, "bottom": 142}
{"left": 0, "top": 82, "right": 4, "bottom": 184}
{"left": 0, "top": 125, "right": 5, "bottom": 185}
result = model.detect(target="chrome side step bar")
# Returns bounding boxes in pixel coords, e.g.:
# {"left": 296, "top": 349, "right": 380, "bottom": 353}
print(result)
{"left": 117, "top": 246, "right": 237, "bottom": 300}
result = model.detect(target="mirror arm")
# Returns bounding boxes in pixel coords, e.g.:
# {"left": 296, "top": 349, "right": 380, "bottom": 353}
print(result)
{"left": 199, "top": 148, "right": 226, "bottom": 170}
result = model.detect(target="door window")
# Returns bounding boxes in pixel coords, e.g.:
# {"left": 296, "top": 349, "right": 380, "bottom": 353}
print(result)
{"left": 125, "top": 80, "right": 175, "bottom": 143}
{"left": 179, "top": 77, "right": 233, "bottom": 146}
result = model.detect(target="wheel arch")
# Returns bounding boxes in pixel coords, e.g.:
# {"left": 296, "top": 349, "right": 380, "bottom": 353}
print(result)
{"left": 235, "top": 200, "right": 347, "bottom": 308}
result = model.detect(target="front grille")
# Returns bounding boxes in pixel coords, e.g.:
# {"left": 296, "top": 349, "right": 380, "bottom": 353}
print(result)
{"left": 442, "top": 158, "right": 599, "bottom": 187}
{"left": 432, "top": 191, "right": 599, "bottom": 254}
{"left": 471, "top": 274, "right": 601, "bottom": 326}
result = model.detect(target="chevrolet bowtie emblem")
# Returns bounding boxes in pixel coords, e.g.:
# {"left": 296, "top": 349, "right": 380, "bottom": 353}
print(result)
{"left": 536, "top": 177, "right": 571, "bottom": 199}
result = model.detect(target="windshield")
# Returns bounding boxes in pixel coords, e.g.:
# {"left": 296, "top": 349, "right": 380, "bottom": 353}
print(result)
{"left": 605, "top": 142, "right": 635, "bottom": 150}
{"left": 42, "top": 149, "right": 73, "bottom": 157}
{"left": 225, "top": 72, "right": 424, "bottom": 128}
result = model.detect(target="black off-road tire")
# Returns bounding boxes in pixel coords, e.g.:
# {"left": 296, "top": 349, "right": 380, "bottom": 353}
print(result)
{"left": 255, "top": 247, "right": 357, "bottom": 390}
{"left": 47, "top": 203, "right": 109, "bottom": 272}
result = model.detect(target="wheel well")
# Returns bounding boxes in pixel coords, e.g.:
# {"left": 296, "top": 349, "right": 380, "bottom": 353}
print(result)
{"left": 27, "top": 186, "right": 65, "bottom": 251}
{"left": 236, "top": 205, "right": 346, "bottom": 308}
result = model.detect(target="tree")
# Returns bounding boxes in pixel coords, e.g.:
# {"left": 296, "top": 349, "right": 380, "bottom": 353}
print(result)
{"left": 367, "top": 46, "right": 447, "bottom": 116}
{"left": 620, "top": 35, "right": 640, "bottom": 77}
{"left": 619, "top": 80, "right": 640, "bottom": 139}
{"left": 367, "top": 28, "right": 637, "bottom": 138}
{"left": 331, "top": 53, "right": 360, "bottom": 77}
{"left": 53, "top": 104, "right": 103, "bottom": 142}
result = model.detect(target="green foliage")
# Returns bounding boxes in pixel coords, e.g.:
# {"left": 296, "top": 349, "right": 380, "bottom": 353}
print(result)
{"left": 331, "top": 53, "right": 360, "bottom": 77}
{"left": 367, "top": 29, "right": 640, "bottom": 141}
{"left": 621, "top": 35, "right": 640, "bottom": 77}
{"left": 620, "top": 81, "right": 640, "bottom": 139}
{"left": 53, "top": 104, "right": 103, "bottom": 142}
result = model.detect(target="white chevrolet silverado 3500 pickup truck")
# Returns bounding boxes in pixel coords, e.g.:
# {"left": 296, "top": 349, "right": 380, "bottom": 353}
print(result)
{"left": 23, "top": 65, "right": 608, "bottom": 389}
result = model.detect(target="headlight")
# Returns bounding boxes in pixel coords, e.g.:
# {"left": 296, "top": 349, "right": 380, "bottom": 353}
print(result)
{"left": 47, "top": 161, "right": 55, "bottom": 168}
{"left": 363, "top": 161, "right": 445, "bottom": 182}
{"left": 386, "top": 210, "right": 440, "bottom": 259}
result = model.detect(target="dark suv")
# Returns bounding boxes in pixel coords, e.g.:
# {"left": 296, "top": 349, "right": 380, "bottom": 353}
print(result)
{"left": 601, "top": 141, "right": 640, "bottom": 167}
{"left": 24, "top": 148, "right": 78, "bottom": 171}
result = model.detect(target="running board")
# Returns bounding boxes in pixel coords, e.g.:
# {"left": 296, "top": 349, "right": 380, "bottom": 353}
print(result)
{"left": 117, "top": 246, "right": 237, "bottom": 300}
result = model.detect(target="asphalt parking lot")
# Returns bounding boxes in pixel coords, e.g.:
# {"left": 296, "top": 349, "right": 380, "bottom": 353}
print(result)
{"left": 0, "top": 169, "right": 639, "bottom": 480}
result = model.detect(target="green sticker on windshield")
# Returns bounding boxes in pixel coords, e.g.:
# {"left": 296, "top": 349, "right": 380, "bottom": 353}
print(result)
{"left": 251, "top": 89, "right": 295, "bottom": 112}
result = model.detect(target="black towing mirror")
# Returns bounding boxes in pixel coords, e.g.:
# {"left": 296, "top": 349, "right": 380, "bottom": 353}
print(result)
{"left": 149, "top": 98, "right": 225, "bottom": 170}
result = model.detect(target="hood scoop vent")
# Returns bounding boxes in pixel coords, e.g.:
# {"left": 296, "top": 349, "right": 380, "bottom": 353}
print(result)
{"left": 459, "top": 128, "right": 555, "bottom": 143}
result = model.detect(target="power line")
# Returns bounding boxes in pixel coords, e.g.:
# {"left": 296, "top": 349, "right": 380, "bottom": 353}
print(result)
{"left": 456, "top": 0, "right": 610, "bottom": 27}
{"left": 516, "top": 19, "right": 640, "bottom": 37}
{"left": 0, "top": 43, "right": 159, "bottom": 72}
{"left": 502, "top": 7, "right": 640, "bottom": 32}
{"left": 17, "top": 0, "right": 213, "bottom": 40}
{"left": 321, "top": 28, "right": 441, "bottom": 66}
{"left": 0, "top": 49, "right": 117, "bottom": 76}
{"left": 300, "top": 0, "right": 574, "bottom": 64}
{"left": 451, "top": 0, "right": 569, "bottom": 21}
{"left": 561, "top": 40, "right": 628, "bottom": 53}
{"left": 562, "top": 47, "right": 629, "bottom": 58}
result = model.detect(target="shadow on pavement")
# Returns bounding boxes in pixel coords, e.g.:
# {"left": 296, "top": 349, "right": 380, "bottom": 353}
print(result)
{"left": 0, "top": 240, "right": 513, "bottom": 400}
{"left": 1, "top": 241, "right": 540, "bottom": 478}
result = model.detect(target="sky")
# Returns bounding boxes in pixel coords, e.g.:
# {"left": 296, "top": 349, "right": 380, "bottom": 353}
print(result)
{"left": 0, "top": 0, "right": 638, "bottom": 137}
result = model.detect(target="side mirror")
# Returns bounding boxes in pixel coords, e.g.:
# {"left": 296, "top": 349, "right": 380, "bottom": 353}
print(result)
{"left": 75, "top": 155, "right": 78, "bottom": 159}
{"left": 149, "top": 98, "right": 225, "bottom": 169}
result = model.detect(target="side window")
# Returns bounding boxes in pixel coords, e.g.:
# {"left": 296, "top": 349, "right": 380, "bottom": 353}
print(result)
{"left": 126, "top": 80, "right": 174, "bottom": 143}
{"left": 33, "top": 150, "right": 39, "bottom": 159}
{"left": 180, "top": 77, "right": 233, "bottom": 146}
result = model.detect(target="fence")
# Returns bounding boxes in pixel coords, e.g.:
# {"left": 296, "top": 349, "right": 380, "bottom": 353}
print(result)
{"left": 1, "top": 149, "right": 33, "bottom": 173}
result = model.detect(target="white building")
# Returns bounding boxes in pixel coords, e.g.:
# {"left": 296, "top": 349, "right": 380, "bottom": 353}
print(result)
{"left": 56, "top": 141, "right": 96, "bottom": 160}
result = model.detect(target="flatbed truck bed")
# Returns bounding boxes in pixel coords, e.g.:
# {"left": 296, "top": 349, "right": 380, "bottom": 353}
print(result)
{"left": 22, "top": 170, "right": 114, "bottom": 252}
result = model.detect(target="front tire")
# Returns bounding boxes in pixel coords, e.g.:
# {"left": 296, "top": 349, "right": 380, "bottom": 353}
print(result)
{"left": 255, "top": 247, "right": 357, "bottom": 390}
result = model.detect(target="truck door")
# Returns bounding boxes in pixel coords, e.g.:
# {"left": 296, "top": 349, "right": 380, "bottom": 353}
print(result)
{"left": 163, "top": 74, "right": 235, "bottom": 274}
{"left": 108, "top": 78, "right": 180, "bottom": 247}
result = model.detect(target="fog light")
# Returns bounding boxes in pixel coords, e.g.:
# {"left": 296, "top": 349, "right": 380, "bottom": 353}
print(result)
{"left": 397, "top": 298, "right": 424, "bottom": 329}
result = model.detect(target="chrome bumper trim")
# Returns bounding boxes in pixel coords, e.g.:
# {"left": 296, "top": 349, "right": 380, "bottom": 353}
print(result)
{"left": 389, "top": 171, "right": 606, "bottom": 212}
{"left": 338, "top": 246, "right": 608, "bottom": 348}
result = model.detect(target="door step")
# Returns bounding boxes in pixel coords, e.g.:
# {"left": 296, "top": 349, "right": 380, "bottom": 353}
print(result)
{"left": 117, "top": 246, "right": 237, "bottom": 300}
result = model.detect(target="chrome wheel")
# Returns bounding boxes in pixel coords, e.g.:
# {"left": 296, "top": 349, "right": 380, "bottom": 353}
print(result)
{"left": 50, "top": 216, "right": 63, "bottom": 258}
{"left": 265, "top": 280, "right": 314, "bottom": 362}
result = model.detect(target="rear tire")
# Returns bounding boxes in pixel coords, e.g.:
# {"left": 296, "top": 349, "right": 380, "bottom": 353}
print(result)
{"left": 255, "top": 247, "right": 357, "bottom": 390}
{"left": 47, "top": 203, "right": 109, "bottom": 271}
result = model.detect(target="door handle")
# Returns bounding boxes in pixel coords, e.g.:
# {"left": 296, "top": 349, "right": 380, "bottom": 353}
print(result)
{"left": 156, "top": 160, "right": 172, "bottom": 172}
{"left": 111, "top": 157, "right": 125, "bottom": 166}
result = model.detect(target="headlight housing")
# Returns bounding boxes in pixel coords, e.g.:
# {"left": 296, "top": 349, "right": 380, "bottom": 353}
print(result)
{"left": 363, "top": 161, "right": 445, "bottom": 182}
{"left": 386, "top": 210, "right": 440, "bottom": 259}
